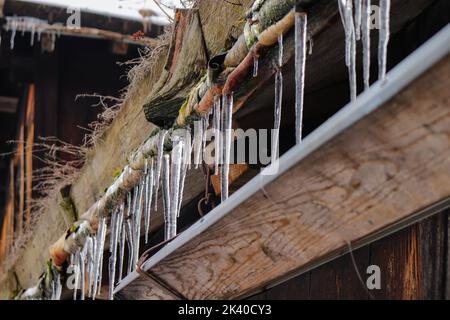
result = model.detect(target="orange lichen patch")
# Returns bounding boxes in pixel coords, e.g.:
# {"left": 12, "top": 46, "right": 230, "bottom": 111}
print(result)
{"left": 49, "top": 235, "right": 70, "bottom": 267}
{"left": 197, "top": 85, "right": 223, "bottom": 114}
{"left": 132, "top": 30, "right": 145, "bottom": 40}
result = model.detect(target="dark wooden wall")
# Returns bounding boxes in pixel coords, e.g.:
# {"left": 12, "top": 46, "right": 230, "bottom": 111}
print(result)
{"left": 250, "top": 212, "right": 449, "bottom": 300}
{"left": 0, "top": 32, "right": 143, "bottom": 257}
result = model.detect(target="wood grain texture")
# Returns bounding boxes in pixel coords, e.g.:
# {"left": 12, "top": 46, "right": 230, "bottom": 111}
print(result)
{"left": 115, "top": 276, "right": 182, "bottom": 300}
{"left": 121, "top": 54, "right": 450, "bottom": 299}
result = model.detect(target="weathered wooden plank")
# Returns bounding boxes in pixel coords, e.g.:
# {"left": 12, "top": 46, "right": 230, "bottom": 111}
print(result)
{"left": 115, "top": 276, "right": 181, "bottom": 300}
{"left": 119, "top": 50, "right": 450, "bottom": 299}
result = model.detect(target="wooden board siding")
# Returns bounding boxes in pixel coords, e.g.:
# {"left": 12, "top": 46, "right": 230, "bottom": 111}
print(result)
{"left": 0, "top": 84, "right": 35, "bottom": 260}
{"left": 250, "top": 211, "right": 448, "bottom": 300}
{"left": 119, "top": 53, "right": 450, "bottom": 300}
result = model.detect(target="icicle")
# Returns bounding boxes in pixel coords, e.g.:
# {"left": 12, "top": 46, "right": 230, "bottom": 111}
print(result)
{"left": 51, "top": 274, "right": 62, "bottom": 300}
{"left": 378, "top": 0, "right": 390, "bottom": 80}
{"left": 186, "top": 129, "right": 193, "bottom": 171}
{"left": 50, "top": 31, "right": 56, "bottom": 51}
{"left": 272, "top": 33, "right": 284, "bottom": 160}
{"left": 308, "top": 37, "right": 313, "bottom": 55}
{"left": 125, "top": 216, "right": 134, "bottom": 275}
{"left": 362, "top": 0, "right": 371, "bottom": 89}
{"left": 295, "top": 12, "right": 307, "bottom": 144}
{"left": 131, "top": 186, "right": 138, "bottom": 239}
{"left": 193, "top": 119, "right": 204, "bottom": 169}
{"left": 354, "top": 0, "right": 362, "bottom": 41}
{"left": 109, "top": 210, "right": 118, "bottom": 254}
{"left": 118, "top": 220, "right": 126, "bottom": 281}
{"left": 108, "top": 208, "right": 120, "bottom": 300}
{"left": 92, "top": 217, "right": 107, "bottom": 300}
{"left": 253, "top": 55, "right": 259, "bottom": 77}
{"left": 213, "top": 96, "right": 221, "bottom": 175}
{"left": 169, "top": 139, "right": 183, "bottom": 239}
{"left": 177, "top": 136, "right": 191, "bottom": 217}
{"left": 348, "top": 6, "right": 357, "bottom": 102}
{"left": 132, "top": 178, "right": 145, "bottom": 269}
{"left": 272, "top": 70, "right": 283, "bottom": 162}
{"left": 73, "top": 250, "right": 80, "bottom": 300}
{"left": 96, "top": 223, "right": 107, "bottom": 296}
{"left": 154, "top": 130, "right": 168, "bottom": 210}
{"left": 85, "top": 236, "right": 94, "bottom": 297}
{"left": 278, "top": 34, "right": 284, "bottom": 67}
{"left": 51, "top": 276, "right": 57, "bottom": 300}
{"left": 221, "top": 94, "right": 233, "bottom": 202}
{"left": 162, "top": 154, "right": 171, "bottom": 240}
{"left": 128, "top": 184, "right": 140, "bottom": 274}
{"left": 30, "top": 24, "right": 35, "bottom": 46}
{"left": 79, "top": 246, "right": 86, "bottom": 300}
{"left": 202, "top": 113, "right": 210, "bottom": 153}
{"left": 339, "top": 0, "right": 357, "bottom": 101}
{"left": 144, "top": 159, "right": 154, "bottom": 244}
{"left": 10, "top": 19, "right": 17, "bottom": 50}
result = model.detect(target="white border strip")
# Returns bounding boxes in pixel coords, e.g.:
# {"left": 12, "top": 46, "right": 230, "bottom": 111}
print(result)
{"left": 115, "top": 23, "right": 450, "bottom": 294}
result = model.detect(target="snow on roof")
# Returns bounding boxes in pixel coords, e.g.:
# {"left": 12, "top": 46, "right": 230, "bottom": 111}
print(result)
{"left": 19, "top": 0, "right": 188, "bottom": 25}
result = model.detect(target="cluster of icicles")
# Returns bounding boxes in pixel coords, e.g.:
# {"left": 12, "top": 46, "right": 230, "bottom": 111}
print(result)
{"left": 2, "top": 16, "right": 60, "bottom": 50}
{"left": 49, "top": 0, "right": 391, "bottom": 300}
{"left": 253, "top": 0, "right": 391, "bottom": 147}
{"left": 57, "top": 94, "right": 234, "bottom": 300}
{"left": 338, "top": 0, "right": 391, "bottom": 101}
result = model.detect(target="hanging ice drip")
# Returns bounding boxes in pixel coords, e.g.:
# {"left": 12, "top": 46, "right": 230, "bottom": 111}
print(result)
{"left": 362, "top": 0, "right": 371, "bottom": 89}
{"left": 294, "top": 10, "right": 307, "bottom": 144}
{"left": 154, "top": 130, "right": 168, "bottom": 210}
{"left": 378, "top": 0, "right": 391, "bottom": 80}
{"left": 177, "top": 130, "right": 192, "bottom": 217}
{"left": 193, "top": 117, "right": 204, "bottom": 169}
{"left": 132, "top": 174, "right": 145, "bottom": 270}
{"left": 213, "top": 95, "right": 222, "bottom": 176}
{"left": 91, "top": 217, "right": 107, "bottom": 300}
{"left": 338, "top": 0, "right": 357, "bottom": 102}
{"left": 272, "top": 34, "right": 284, "bottom": 162}
{"left": 4, "top": 16, "right": 52, "bottom": 50}
{"left": 118, "top": 208, "right": 127, "bottom": 281}
{"left": 162, "top": 154, "right": 172, "bottom": 240}
{"left": 85, "top": 236, "right": 95, "bottom": 298}
{"left": 51, "top": 273, "right": 62, "bottom": 300}
{"left": 169, "top": 138, "right": 183, "bottom": 238}
{"left": 221, "top": 93, "right": 233, "bottom": 202}
{"left": 253, "top": 55, "right": 259, "bottom": 77}
{"left": 108, "top": 205, "right": 123, "bottom": 300}
{"left": 125, "top": 192, "right": 134, "bottom": 275}
{"left": 144, "top": 159, "right": 155, "bottom": 244}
